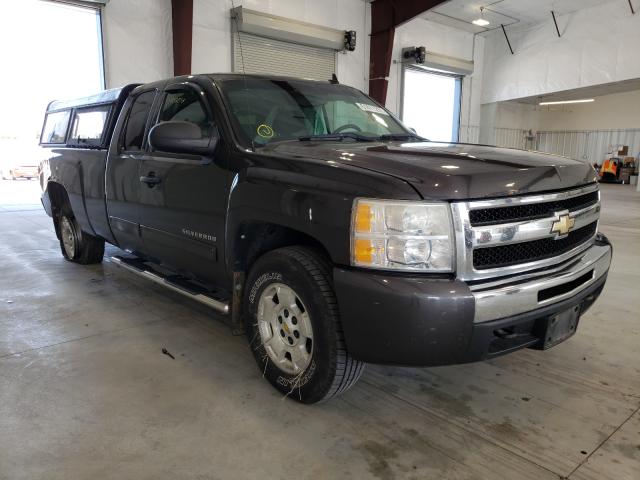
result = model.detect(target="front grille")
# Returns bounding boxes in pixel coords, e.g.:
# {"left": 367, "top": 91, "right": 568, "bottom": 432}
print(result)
{"left": 473, "top": 222, "right": 597, "bottom": 270}
{"left": 469, "top": 190, "right": 599, "bottom": 226}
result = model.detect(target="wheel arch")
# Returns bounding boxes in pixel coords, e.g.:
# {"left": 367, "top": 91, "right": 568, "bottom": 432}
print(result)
{"left": 230, "top": 220, "right": 334, "bottom": 274}
{"left": 45, "top": 181, "right": 71, "bottom": 239}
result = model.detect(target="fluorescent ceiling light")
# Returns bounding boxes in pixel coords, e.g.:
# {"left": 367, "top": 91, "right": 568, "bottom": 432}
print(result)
{"left": 472, "top": 18, "right": 490, "bottom": 26}
{"left": 539, "top": 99, "right": 595, "bottom": 106}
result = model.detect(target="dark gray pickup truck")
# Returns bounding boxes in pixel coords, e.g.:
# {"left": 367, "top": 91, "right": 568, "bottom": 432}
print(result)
{"left": 39, "top": 74, "right": 612, "bottom": 403}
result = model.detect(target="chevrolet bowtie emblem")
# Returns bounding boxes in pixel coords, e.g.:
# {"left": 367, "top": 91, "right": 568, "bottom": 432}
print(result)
{"left": 551, "top": 211, "right": 575, "bottom": 239}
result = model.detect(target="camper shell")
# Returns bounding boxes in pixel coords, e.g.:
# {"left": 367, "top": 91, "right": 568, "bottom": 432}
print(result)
{"left": 40, "top": 84, "right": 139, "bottom": 149}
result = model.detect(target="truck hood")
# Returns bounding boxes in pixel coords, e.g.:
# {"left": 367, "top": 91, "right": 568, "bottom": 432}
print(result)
{"left": 261, "top": 141, "right": 597, "bottom": 200}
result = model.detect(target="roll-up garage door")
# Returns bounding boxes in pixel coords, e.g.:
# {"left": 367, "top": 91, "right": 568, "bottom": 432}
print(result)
{"left": 232, "top": 32, "right": 336, "bottom": 81}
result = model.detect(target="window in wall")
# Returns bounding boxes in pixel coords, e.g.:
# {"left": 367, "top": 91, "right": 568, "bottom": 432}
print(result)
{"left": 123, "top": 91, "right": 156, "bottom": 151}
{"left": 401, "top": 67, "right": 462, "bottom": 142}
{"left": 69, "top": 105, "right": 111, "bottom": 146}
{"left": 41, "top": 110, "right": 71, "bottom": 144}
{"left": 0, "top": 0, "right": 104, "bottom": 142}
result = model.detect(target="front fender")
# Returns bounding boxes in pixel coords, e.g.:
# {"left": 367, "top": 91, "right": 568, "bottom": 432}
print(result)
{"left": 225, "top": 157, "right": 419, "bottom": 271}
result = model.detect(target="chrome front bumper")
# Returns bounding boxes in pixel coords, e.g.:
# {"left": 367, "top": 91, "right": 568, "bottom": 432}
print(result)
{"left": 472, "top": 242, "right": 611, "bottom": 323}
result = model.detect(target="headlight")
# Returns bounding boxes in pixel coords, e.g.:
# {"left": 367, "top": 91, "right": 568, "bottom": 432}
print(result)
{"left": 351, "top": 199, "right": 454, "bottom": 272}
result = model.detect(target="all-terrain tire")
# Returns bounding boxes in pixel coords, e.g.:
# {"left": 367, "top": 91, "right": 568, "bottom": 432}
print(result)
{"left": 244, "top": 246, "right": 364, "bottom": 404}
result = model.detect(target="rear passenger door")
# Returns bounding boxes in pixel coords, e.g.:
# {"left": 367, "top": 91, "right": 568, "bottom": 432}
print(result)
{"left": 137, "top": 82, "right": 230, "bottom": 286}
{"left": 105, "top": 89, "right": 158, "bottom": 254}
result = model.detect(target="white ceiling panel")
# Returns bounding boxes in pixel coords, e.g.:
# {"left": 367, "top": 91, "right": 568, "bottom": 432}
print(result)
{"left": 512, "top": 78, "right": 640, "bottom": 104}
{"left": 422, "top": 0, "right": 622, "bottom": 33}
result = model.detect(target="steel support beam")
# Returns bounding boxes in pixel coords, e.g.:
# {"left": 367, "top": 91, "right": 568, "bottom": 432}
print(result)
{"left": 369, "top": 0, "right": 447, "bottom": 105}
{"left": 171, "top": 0, "right": 193, "bottom": 76}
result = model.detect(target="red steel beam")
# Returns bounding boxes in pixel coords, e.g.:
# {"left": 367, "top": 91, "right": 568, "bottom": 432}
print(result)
{"left": 171, "top": 0, "right": 193, "bottom": 76}
{"left": 369, "top": 0, "right": 447, "bottom": 105}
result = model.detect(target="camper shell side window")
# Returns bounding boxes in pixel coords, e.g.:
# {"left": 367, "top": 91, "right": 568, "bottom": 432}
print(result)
{"left": 40, "top": 110, "right": 71, "bottom": 145}
{"left": 67, "top": 104, "right": 113, "bottom": 148}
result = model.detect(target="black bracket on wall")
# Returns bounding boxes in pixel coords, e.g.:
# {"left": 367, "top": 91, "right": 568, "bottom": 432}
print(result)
{"left": 629, "top": 0, "right": 636, "bottom": 14}
{"left": 401, "top": 46, "right": 427, "bottom": 64}
{"left": 551, "top": 11, "right": 561, "bottom": 37}
{"left": 501, "top": 24, "right": 514, "bottom": 55}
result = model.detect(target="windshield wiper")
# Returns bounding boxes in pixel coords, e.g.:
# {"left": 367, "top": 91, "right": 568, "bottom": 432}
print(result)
{"left": 378, "top": 133, "right": 426, "bottom": 142}
{"left": 298, "top": 133, "right": 377, "bottom": 142}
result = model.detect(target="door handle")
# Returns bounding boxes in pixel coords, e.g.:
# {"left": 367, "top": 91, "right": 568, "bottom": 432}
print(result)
{"left": 140, "top": 172, "right": 161, "bottom": 187}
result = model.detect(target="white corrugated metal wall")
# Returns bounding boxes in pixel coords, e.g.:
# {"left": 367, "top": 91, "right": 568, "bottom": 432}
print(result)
{"left": 458, "top": 124, "right": 480, "bottom": 144}
{"left": 536, "top": 129, "right": 640, "bottom": 163}
{"left": 462, "top": 126, "right": 640, "bottom": 163}
{"left": 469, "top": 126, "right": 533, "bottom": 150}
{"left": 492, "top": 128, "right": 531, "bottom": 150}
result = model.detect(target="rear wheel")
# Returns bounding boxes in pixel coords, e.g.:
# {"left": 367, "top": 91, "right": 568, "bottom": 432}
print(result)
{"left": 56, "top": 205, "right": 105, "bottom": 264}
{"left": 244, "top": 246, "right": 364, "bottom": 403}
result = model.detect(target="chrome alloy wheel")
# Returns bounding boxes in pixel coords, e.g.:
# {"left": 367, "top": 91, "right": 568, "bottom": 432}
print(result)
{"left": 257, "top": 283, "right": 313, "bottom": 375}
{"left": 60, "top": 216, "right": 76, "bottom": 259}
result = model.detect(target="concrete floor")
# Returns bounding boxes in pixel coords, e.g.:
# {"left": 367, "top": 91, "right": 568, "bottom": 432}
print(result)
{"left": 0, "top": 179, "right": 639, "bottom": 480}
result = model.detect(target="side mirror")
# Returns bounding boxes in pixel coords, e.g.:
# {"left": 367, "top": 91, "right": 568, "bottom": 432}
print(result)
{"left": 149, "top": 121, "right": 217, "bottom": 156}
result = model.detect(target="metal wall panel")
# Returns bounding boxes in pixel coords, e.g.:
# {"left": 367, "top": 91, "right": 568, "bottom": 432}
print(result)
{"left": 459, "top": 124, "right": 480, "bottom": 144}
{"left": 536, "top": 129, "right": 640, "bottom": 163}
{"left": 493, "top": 127, "right": 529, "bottom": 150}
{"left": 465, "top": 127, "right": 640, "bottom": 163}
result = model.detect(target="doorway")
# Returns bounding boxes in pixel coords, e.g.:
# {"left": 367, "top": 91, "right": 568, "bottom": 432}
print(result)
{"left": 0, "top": 0, "right": 104, "bottom": 207}
{"left": 401, "top": 67, "right": 462, "bottom": 143}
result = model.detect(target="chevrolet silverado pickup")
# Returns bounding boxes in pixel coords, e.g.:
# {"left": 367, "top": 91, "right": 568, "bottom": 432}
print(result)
{"left": 39, "top": 74, "right": 612, "bottom": 403}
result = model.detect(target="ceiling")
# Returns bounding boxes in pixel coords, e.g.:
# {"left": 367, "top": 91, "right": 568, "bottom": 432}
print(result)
{"left": 510, "top": 78, "right": 640, "bottom": 104}
{"left": 422, "top": 0, "right": 622, "bottom": 34}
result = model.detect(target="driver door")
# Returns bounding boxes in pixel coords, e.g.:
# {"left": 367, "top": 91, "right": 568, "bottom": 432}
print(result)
{"left": 137, "top": 82, "right": 230, "bottom": 286}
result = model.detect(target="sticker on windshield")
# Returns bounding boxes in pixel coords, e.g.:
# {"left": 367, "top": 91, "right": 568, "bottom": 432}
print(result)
{"left": 356, "top": 103, "right": 389, "bottom": 116}
{"left": 256, "top": 124, "right": 274, "bottom": 139}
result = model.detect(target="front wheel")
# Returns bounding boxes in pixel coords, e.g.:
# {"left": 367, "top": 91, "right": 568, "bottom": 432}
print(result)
{"left": 244, "top": 246, "right": 364, "bottom": 404}
{"left": 56, "top": 205, "right": 105, "bottom": 264}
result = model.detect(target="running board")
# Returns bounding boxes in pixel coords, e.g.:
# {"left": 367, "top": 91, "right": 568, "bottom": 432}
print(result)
{"left": 110, "top": 256, "right": 229, "bottom": 315}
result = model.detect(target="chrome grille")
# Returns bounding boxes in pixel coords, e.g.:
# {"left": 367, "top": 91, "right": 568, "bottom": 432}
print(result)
{"left": 473, "top": 222, "right": 597, "bottom": 269}
{"left": 451, "top": 184, "right": 600, "bottom": 281}
{"left": 469, "top": 191, "right": 599, "bottom": 226}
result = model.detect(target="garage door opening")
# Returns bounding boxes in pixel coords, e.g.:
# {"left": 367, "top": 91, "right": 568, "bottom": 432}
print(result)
{"left": 0, "top": 0, "right": 104, "bottom": 207}
{"left": 401, "top": 67, "right": 462, "bottom": 143}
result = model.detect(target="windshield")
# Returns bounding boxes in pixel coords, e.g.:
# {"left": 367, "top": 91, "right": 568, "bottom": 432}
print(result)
{"left": 217, "top": 78, "right": 411, "bottom": 148}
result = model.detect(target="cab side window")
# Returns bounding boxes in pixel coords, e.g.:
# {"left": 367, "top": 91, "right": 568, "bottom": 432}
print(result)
{"left": 159, "top": 89, "right": 213, "bottom": 137}
{"left": 123, "top": 90, "right": 156, "bottom": 151}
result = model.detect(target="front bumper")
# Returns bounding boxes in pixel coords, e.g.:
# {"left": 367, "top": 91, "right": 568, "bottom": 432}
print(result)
{"left": 334, "top": 235, "right": 611, "bottom": 366}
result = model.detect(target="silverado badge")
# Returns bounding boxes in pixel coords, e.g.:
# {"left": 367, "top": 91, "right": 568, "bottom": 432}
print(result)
{"left": 551, "top": 212, "right": 575, "bottom": 239}
{"left": 182, "top": 228, "right": 216, "bottom": 243}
